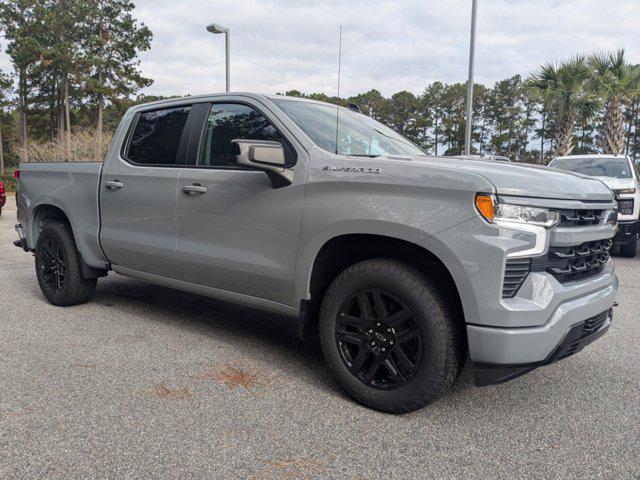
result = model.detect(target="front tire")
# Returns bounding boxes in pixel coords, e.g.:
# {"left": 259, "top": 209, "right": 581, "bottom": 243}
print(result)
{"left": 319, "top": 259, "right": 465, "bottom": 413}
{"left": 35, "top": 222, "right": 97, "bottom": 306}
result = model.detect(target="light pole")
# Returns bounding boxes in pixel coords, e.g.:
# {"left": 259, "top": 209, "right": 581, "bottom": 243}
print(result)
{"left": 464, "top": 0, "right": 478, "bottom": 155}
{"left": 206, "top": 22, "right": 230, "bottom": 92}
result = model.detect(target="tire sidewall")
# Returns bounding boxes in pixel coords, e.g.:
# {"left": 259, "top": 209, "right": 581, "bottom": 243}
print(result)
{"left": 319, "top": 262, "right": 452, "bottom": 411}
{"left": 35, "top": 224, "right": 79, "bottom": 305}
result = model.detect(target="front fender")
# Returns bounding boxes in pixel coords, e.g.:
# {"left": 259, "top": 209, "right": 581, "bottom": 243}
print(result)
{"left": 293, "top": 218, "right": 476, "bottom": 316}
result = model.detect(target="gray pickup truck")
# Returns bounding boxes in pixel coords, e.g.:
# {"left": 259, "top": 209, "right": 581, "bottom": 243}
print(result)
{"left": 15, "top": 93, "right": 619, "bottom": 413}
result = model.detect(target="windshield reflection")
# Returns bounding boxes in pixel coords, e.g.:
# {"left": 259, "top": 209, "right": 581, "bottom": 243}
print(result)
{"left": 273, "top": 98, "right": 425, "bottom": 157}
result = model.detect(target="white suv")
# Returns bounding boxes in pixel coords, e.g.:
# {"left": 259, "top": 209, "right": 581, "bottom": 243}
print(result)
{"left": 549, "top": 154, "right": 640, "bottom": 257}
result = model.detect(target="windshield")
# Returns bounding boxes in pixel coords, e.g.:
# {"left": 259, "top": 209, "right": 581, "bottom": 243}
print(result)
{"left": 550, "top": 157, "right": 633, "bottom": 179}
{"left": 272, "top": 99, "right": 425, "bottom": 157}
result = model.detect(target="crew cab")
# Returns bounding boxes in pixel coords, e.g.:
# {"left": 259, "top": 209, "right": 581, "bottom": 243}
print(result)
{"left": 549, "top": 154, "right": 640, "bottom": 257}
{"left": 14, "top": 93, "right": 619, "bottom": 413}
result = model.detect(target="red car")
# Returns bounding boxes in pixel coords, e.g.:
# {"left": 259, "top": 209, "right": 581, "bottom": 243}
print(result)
{"left": 0, "top": 179, "right": 6, "bottom": 216}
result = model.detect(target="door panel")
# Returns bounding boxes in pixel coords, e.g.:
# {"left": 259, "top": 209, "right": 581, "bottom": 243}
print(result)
{"left": 176, "top": 168, "right": 304, "bottom": 304}
{"left": 100, "top": 104, "right": 194, "bottom": 277}
{"left": 176, "top": 100, "right": 305, "bottom": 305}
{"left": 100, "top": 160, "right": 180, "bottom": 277}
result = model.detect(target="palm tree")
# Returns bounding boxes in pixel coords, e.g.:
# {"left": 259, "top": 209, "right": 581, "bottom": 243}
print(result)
{"left": 587, "top": 49, "right": 640, "bottom": 154}
{"left": 528, "top": 57, "right": 589, "bottom": 157}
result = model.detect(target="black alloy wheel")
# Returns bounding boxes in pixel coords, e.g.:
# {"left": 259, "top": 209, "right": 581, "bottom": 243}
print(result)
{"left": 39, "top": 238, "right": 66, "bottom": 294}
{"left": 35, "top": 222, "right": 98, "bottom": 306}
{"left": 335, "top": 289, "right": 422, "bottom": 390}
{"left": 319, "top": 259, "right": 466, "bottom": 413}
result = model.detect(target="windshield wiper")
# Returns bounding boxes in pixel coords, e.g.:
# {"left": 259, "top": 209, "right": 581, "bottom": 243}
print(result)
{"left": 348, "top": 154, "right": 381, "bottom": 158}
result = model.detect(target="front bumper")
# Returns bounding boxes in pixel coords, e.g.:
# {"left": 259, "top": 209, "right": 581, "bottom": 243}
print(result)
{"left": 613, "top": 219, "right": 639, "bottom": 246}
{"left": 433, "top": 203, "right": 619, "bottom": 387}
{"left": 473, "top": 307, "right": 613, "bottom": 386}
{"left": 467, "top": 272, "right": 617, "bottom": 367}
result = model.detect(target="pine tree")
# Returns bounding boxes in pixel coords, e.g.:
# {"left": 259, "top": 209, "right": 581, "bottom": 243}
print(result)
{"left": 36, "top": 0, "right": 94, "bottom": 144}
{"left": 0, "top": 69, "right": 13, "bottom": 175}
{"left": 422, "top": 82, "right": 446, "bottom": 155}
{"left": 347, "top": 89, "right": 388, "bottom": 120}
{"left": 0, "top": 0, "right": 43, "bottom": 146}
{"left": 84, "top": 0, "right": 152, "bottom": 138}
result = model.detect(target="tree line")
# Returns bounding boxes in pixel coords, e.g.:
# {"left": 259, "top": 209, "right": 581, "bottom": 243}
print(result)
{"left": 0, "top": 1, "right": 639, "bottom": 179}
{"left": 0, "top": 0, "right": 152, "bottom": 176}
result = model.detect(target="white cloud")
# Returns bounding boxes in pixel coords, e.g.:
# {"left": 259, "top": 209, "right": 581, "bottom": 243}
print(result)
{"left": 2, "top": 0, "right": 639, "bottom": 98}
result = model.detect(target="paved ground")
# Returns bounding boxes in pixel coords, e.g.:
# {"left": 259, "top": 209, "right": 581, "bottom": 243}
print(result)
{"left": 0, "top": 199, "right": 638, "bottom": 479}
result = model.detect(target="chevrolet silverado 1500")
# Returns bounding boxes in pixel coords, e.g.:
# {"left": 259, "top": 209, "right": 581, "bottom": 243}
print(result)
{"left": 15, "top": 93, "right": 619, "bottom": 413}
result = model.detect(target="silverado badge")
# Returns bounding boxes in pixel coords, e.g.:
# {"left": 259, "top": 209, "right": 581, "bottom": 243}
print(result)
{"left": 322, "top": 165, "right": 382, "bottom": 174}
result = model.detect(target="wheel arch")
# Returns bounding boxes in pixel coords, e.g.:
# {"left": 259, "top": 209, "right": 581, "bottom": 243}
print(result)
{"left": 29, "top": 202, "right": 107, "bottom": 279}
{"left": 297, "top": 232, "right": 469, "bottom": 340}
{"left": 29, "top": 203, "right": 72, "bottom": 247}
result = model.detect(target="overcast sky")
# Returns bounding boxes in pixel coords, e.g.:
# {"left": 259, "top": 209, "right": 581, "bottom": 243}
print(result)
{"left": 2, "top": 0, "right": 639, "bottom": 98}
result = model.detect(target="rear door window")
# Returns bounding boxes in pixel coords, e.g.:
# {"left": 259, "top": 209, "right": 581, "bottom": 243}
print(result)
{"left": 126, "top": 106, "right": 192, "bottom": 165}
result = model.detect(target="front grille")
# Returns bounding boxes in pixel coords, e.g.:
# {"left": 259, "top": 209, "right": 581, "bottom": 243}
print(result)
{"left": 502, "top": 258, "right": 532, "bottom": 298}
{"left": 558, "top": 208, "right": 606, "bottom": 227}
{"left": 501, "top": 206, "right": 614, "bottom": 297}
{"left": 532, "top": 238, "right": 612, "bottom": 283}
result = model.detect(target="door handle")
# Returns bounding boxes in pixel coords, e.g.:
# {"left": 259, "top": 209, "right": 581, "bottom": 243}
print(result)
{"left": 182, "top": 184, "right": 208, "bottom": 194}
{"left": 105, "top": 180, "right": 124, "bottom": 190}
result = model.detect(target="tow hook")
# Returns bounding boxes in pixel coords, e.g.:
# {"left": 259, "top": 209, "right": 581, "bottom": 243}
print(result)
{"left": 14, "top": 224, "right": 29, "bottom": 252}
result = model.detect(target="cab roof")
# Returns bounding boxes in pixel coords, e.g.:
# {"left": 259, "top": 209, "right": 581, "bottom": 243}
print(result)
{"left": 129, "top": 92, "right": 328, "bottom": 111}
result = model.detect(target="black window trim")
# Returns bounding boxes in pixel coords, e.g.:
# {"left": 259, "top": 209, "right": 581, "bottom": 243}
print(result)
{"left": 182, "top": 100, "right": 298, "bottom": 171}
{"left": 120, "top": 104, "right": 196, "bottom": 168}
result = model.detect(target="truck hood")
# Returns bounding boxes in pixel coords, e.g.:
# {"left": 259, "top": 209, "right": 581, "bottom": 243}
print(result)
{"left": 401, "top": 156, "right": 614, "bottom": 201}
{"left": 592, "top": 176, "right": 635, "bottom": 191}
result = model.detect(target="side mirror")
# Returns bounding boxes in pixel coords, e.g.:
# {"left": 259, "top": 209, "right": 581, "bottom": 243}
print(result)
{"left": 231, "top": 139, "right": 293, "bottom": 188}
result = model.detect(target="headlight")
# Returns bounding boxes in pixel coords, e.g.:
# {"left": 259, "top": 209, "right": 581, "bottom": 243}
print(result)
{"left": 604, "top": 209, "right": 618, "bottom": 224}
{"left": 615, "top": 188, "right": 636, "bottom": 195}
{"left": 475, "top": 194, "right": 560, "bottom": 227}
{"left": 618, "top": 199, "right": 634, "bottom": 215}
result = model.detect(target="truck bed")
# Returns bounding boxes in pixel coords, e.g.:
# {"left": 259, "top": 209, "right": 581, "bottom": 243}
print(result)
{"left": 17, "top": 162, "right": 108, "bottom": 268}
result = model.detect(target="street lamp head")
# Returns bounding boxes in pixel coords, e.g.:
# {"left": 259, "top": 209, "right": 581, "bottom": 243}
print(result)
{"left": 206, "top": 23, "right": 228, "bottom": 34}
{"left": 206, "top": 22, "right": 230, "bottom": 93}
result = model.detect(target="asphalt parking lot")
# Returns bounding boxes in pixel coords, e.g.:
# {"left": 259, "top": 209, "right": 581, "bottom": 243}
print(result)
{"left": 0, "top": 200, "right": 638, "bottom": 480}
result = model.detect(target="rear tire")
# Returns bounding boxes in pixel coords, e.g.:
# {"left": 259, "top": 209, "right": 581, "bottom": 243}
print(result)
{"left": 319, "top": 258, "right": 465, "bottom": 414}
{"left": 35, "top": 222, "right": 97, "bottom": 306}
{"left": 619, "top": 239, "right": 637, "bottom": 258}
